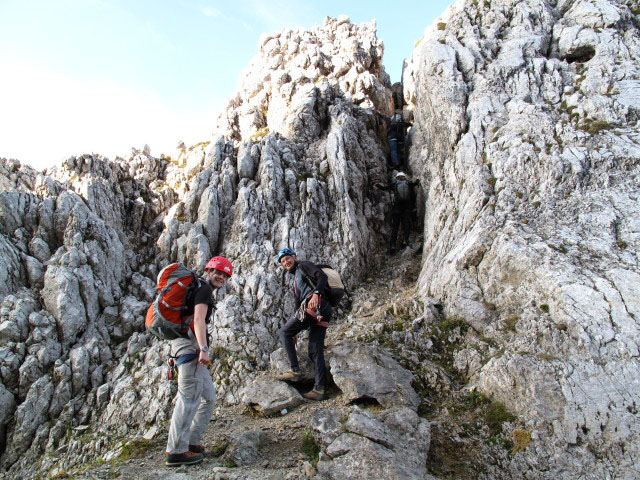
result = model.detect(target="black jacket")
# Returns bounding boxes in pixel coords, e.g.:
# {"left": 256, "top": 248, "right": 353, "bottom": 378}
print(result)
{"left": 290, "top": 260, "right": 331, "bottom": 316}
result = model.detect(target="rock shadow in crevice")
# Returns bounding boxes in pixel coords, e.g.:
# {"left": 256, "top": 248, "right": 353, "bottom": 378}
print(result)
{"left": 348, "top": 395, "right": 383, "bottom": 409}
{"left": 282, "top": 374, "right": 342, "bottom": 399}
{"left": 562, "top": 45, "right": 596, "bottom": 64}
{"left": 281, "top": 377, "right": 316, "bottom": 394}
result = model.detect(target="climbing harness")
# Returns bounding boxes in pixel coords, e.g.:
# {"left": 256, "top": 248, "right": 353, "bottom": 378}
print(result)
{"left": 295, "top": 295, "right": 329, "bottom": 328}
{"left": 167, "top": 358, "right": 178, "bottom": 383}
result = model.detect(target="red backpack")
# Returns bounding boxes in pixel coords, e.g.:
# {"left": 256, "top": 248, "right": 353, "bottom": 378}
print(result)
{"left": 145, "top": 263, "right": 201, "bottom": 340}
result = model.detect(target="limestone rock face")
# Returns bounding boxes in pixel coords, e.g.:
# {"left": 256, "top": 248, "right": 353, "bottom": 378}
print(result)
{"left": 328, "top": 343, "right": 420, "bottom": 409}
{"left": 404, "top": 0, "right": 640, "bottom": 478}
{"left": 0, "top": 159, "right": 37, "bottom": 193}
{"left": 216, "top": 16, "right": 393, "bottom": 143}
{"left": 316, "top": 406, "right": 432, "bottom": 480}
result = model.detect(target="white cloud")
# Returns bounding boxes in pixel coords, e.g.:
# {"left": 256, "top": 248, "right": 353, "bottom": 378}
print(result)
{"left": 140, "top": 21, "right": 180, "bottom": 53}
{"left": 0, "top": 59, "right": 222, "bottom": 171}
{"left": 201, "top": 6, "right": 222, "bottom": 17}
{"left": 244, "top": 0, "right": 313, "bottom": 32}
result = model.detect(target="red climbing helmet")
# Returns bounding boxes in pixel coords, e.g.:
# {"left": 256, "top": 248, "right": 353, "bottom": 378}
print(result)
{"left": 205, "top": 256, "right": 233, "bottom": 277}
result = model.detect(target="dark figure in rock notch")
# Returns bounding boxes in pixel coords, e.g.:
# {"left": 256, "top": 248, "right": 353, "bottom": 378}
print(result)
{"left": 376, "top": 172, "right": 420, "bottom": 254}
{"left": 387, "top": 113, "right": 413, "bottom": 168}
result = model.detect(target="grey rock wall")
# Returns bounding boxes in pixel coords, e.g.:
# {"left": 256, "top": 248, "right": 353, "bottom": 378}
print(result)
{"left": 404, "top": 0, "right": 640, "bottom": 478}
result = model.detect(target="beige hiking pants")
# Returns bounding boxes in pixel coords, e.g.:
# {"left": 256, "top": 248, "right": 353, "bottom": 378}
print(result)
{"left": 166, "top": 359, "right": 216, "bottom": 454}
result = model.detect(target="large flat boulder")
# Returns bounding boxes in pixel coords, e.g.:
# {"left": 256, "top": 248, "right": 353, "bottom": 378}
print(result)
{"left": 239, "top": 378, "right": 304, "bottom": 416}
{"left": 328, "top": 343, "right": 419, "bottom": 409}
{"left": 316, "top": 406, "right": 433, "bottom": 480}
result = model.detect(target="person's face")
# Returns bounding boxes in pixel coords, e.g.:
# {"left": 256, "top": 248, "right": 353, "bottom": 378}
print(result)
{"left": 206, "top": 268, "right": 230, "bottom": 289}
{"left": 280, "top": 255, "right": 296, "bottom": 271}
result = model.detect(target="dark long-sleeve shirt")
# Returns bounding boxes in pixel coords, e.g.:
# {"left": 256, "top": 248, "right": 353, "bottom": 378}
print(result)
{"left": 291, "top": 260, "right": 331, "bottom": 316}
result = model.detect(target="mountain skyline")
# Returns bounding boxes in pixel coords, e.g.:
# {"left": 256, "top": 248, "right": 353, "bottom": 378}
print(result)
{"left": 0, "top": 0, "right": 453, "bottom": 170}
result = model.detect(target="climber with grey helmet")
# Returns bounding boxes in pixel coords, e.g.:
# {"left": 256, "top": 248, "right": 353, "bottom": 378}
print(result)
{"left": 275, "top": 248, "right": 332, "bottom": 401}
{"left": 165, "top": 256, "right": 232, "bottom": 467}
{"left": 375, "top": 171, "right": 420, "bottom": 254}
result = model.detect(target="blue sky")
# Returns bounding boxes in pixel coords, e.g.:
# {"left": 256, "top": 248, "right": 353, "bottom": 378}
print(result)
{"left": 0, "top": 0, "right": 453, "bottom": 170}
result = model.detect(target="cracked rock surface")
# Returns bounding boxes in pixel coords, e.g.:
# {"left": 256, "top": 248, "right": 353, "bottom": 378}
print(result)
{"left": 404, "top": 0, "right": 640, "bottom": 478}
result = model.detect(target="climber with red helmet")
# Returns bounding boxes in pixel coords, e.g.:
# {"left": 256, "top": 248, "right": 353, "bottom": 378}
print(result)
{"left": 165, "top": 256, "right": 232, "bottom": 467}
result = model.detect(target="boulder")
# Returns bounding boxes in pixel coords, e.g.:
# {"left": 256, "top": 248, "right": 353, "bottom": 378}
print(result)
{"left": 240, "top": 378, "right": 304, "bottom": 416}
{"left": 328, "top": 343, "right": 419, "bottom": 409}
{"left": 317, "top": 406, "right": 432, "bottom": 480}
{"left": 222, "top": 429, "right": 267, "bottom": 466}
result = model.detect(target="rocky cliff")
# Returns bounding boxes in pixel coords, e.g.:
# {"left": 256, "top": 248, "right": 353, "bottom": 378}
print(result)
{"left": 0, "top": 2, "right": 639, "bottom": 479}
{"left": 403, "top": 0, "right": 639, "bottom": 477}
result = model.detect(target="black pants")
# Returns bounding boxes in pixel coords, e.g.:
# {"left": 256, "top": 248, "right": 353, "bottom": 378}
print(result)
{"left": 391, "top": 209, "right": 412, "bottom": 248}
{"left": 278, "top": 313, "right": 328, "bottom": 391}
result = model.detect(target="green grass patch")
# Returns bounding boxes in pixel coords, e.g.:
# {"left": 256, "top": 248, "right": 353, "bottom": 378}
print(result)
{"left": 210, "top": 439, "right": 229, "bottom": 457}
{"left": 446, "top": 391, "right": 490, "bottom": 417}
{"left": 114, "top": 438, "right": 157, "bottom": 461}
{"left": 537, "top": 352, "right": 559, "bottom": 361}
{"left": 442, "top": 391, "right": 515, "bottom": 436}
{"left": 302, "top": 431, "right": 321, "bottom": 466}
{"left": 189, "top": 141, "right": 211, "bottom": 151}
{"left": 250, "top": 127, "right": 270, "bottom": 141}
{"left": 296, "top": 172, "right": 314, "bottom": 181}
{"left": 484, "top": 402, "right": 516, "bottom": 435}
{"left": 578, "top": 120, "right": 611, "bottom": 135}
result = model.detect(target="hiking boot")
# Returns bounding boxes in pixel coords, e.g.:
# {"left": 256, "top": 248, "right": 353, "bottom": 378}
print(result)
{"left": 165, "top": 451, "right": 203, "bottom": 467}
{"left": 303, "top": 388, "right": 327, "bottom": 401}
{"left": 189, "top": 444, "right": 205, "bottom": 454}
{"left": 276, "top": 370, "right": 302, "bottom": 381}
